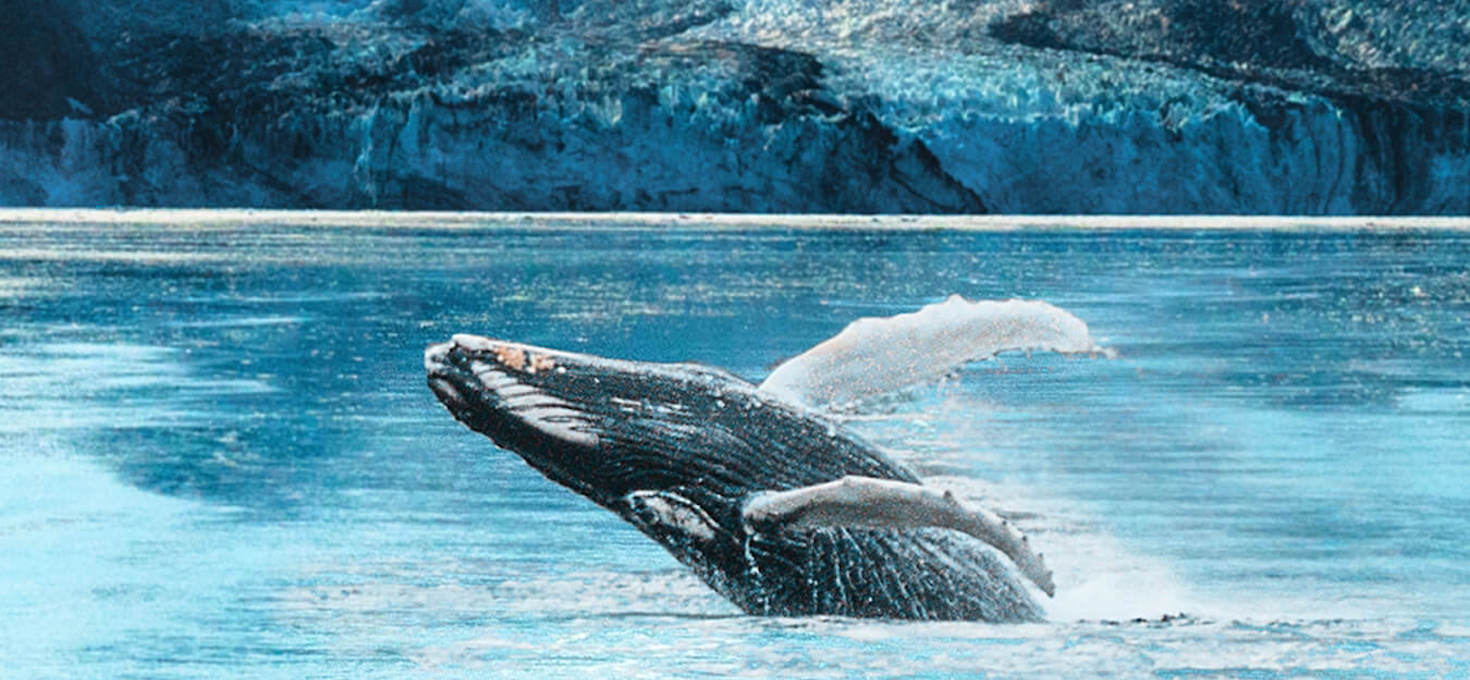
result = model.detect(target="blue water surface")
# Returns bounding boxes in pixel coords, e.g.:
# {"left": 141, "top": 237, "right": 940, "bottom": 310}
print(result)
{"left": 2, "top": 216, "right": 1468, "bottom": 678}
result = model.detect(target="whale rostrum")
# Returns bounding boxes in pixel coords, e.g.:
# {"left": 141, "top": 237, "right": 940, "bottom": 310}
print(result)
{"left": 426, "top": 334, "right": 1054, "bottom": 621}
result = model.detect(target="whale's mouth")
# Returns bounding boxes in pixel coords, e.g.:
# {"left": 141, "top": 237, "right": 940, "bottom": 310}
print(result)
{"left": 425, "top": 335, "right": 600, "bottom": 450}
{"left": 425, "top": 340, "right": 478, "bottom": 421}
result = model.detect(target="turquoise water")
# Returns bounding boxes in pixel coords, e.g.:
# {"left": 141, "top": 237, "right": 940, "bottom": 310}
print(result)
{"left": 2, "top": 215, "right": 1469, "bottom": 677}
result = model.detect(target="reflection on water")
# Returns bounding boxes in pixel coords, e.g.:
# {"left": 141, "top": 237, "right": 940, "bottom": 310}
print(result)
{"left": 2, "top": 215, "right": 1469, "bottom": 677}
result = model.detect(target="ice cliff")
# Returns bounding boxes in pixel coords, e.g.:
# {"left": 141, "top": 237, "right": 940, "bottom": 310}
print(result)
{"left": 2, "top": 0, "right": 1467, "bottom": 213}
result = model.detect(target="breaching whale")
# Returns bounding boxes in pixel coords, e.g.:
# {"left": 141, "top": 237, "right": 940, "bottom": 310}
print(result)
{"left": 424, "top": 297, "right": 1101, "bottom": 622}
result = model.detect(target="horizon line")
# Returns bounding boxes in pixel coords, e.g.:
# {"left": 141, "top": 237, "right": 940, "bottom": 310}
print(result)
{"left": 2, "top": 208, "right": 1469, "bottom": 231}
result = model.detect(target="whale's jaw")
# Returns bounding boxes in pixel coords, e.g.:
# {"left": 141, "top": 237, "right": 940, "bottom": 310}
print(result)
{"left": 423, "top": 334, "right": 771, "bottom": 506}
{"left": 426, "top": 336, "right": 597, "bottom": 444}
{"left": 425, "top": 335, "right": 620, "bottom": 503}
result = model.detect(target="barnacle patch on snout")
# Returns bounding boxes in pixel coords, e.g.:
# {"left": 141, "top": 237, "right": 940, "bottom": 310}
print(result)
{"left": 530, "top": 353, "right": 556, "bottom": 373}
{"left": 479, "top": 343, "right": 555, "bottom": 375}
{"left": 494, "top": 345, "right": 527, "bottom": 371}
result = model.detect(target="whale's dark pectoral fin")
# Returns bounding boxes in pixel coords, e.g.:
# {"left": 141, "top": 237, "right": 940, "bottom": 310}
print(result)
{"left": 743, "top": 476, "right": 1056, "bottom": 598}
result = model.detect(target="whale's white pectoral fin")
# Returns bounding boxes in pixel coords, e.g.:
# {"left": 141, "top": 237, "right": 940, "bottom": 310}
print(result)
{"left": 743, "top": 476, "right": 1056, "bottom": 597}
{"left": 758, "top": 295, "right": 1107, "bottom": 409}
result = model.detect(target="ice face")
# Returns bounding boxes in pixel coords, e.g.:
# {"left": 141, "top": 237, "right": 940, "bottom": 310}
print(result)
{"left": 3, "top": 1, "right": 1467, "bottom": 213}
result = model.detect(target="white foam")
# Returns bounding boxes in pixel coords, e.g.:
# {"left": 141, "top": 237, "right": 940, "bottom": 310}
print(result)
{"left": 760, "top": 295, "right": 1107, "bottom": 408}
{"left": 912, "top": 474, "right": 1207, "bottom": 622}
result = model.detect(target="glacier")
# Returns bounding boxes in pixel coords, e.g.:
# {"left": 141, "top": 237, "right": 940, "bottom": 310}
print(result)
{"left": 2, "top": 0, "right": 1467, "bottom": 213}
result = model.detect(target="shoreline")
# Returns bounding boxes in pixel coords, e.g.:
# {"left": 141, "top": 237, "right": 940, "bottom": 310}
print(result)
{"left": 2, "top": 208, "right": 1470, "bottom": 232}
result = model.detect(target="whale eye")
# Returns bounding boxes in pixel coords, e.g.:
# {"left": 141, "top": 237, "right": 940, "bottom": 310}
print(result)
{"left": 468, "top": 359, "right": 598, "bottom": 447}
{"left": 626, "top": 491, "right": 718, "bottom": 542}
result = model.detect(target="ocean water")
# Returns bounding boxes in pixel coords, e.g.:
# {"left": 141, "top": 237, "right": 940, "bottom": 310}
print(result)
{"left": 2, "top": 212, "right": 1468, "bottom": 678}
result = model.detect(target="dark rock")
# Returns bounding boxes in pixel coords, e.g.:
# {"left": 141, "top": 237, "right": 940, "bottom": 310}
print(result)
{"left": 0, "top": 0, "right": 107, "bottom": 119}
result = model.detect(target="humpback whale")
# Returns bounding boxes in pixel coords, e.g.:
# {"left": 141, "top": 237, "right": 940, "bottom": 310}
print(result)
{"left": 423, "top": 297, "right": 1101, "bottom": 621}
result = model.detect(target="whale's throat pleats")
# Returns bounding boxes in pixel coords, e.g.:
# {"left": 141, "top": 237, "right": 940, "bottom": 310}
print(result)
{"left": 471, "top": 355, "right": 919, "bottom": 504}
{"left": 740, "top": 528, "right": 1039, "bottom": 621}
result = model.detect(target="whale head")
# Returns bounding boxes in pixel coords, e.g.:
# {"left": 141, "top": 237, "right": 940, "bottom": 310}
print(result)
{"left": 424, "top": 333, "right": 766, "bottom": 509}
{"left": 427, "top": 334, "right": 598, "bottom": 452}
{"left": 427, "top": 333, "right": 791, "bottom": 602}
